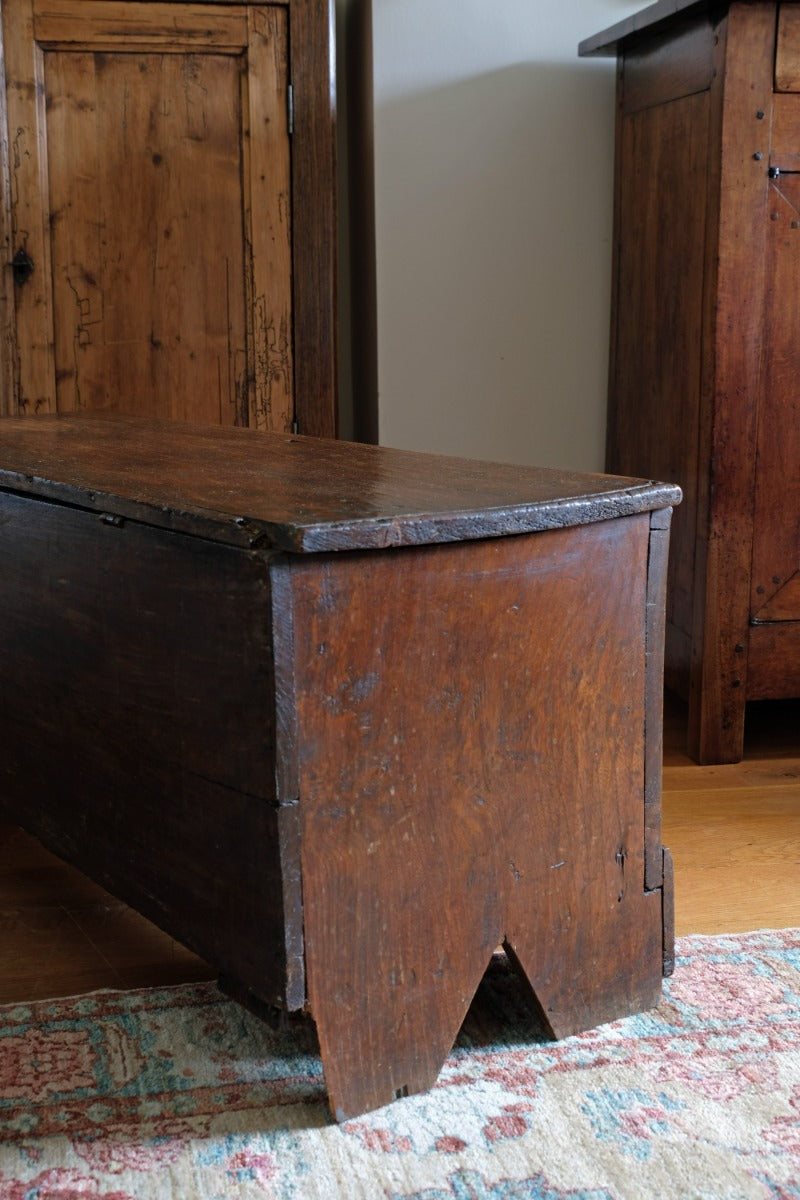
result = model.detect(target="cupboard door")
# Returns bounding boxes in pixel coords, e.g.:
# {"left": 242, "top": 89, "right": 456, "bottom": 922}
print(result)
{"left": 751, "top": 165, "right": 800, "bottom": 623}
{"left": 2, "top": 0, "right": 293, "bottom": 431}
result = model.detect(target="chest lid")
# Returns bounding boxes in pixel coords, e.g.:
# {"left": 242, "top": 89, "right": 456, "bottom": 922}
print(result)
{"left": 0, "top": 414, "right": 680, "bottom": 552}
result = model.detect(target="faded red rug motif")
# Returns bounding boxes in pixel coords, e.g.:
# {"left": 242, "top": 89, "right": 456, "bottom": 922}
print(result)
{"left": 0, "top": 929, "right": 799, "bottom": 1199}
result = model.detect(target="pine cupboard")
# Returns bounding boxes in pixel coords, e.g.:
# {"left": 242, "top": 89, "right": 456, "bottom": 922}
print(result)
{"left": 0, "top": 0, "right": 337, "bottom": 437}
{"left": 581, "top": 0, "right": 800, "bottom": 764}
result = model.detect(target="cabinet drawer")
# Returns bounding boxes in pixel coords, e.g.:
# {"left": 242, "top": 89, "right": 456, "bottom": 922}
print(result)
{"left": 769, "top": 93, "right": 800, "bottom": 169}
{"left": 776, "top": 5, "right": 800, "bottom": 91}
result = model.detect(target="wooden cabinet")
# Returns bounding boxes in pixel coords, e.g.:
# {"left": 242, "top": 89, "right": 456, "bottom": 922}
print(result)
{"left": 582, "top": 0, "right": 800, "bottom": 763}
{"left": 0, "top": 0, "right": 337, "bottom": 436}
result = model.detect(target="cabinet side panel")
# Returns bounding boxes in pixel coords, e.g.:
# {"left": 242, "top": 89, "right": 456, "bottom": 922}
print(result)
{"left": 0, "top": 494, "right": 297, "bottom": 1006}
{"left": 608, "top": 88, "right": 710, "bottom": 695}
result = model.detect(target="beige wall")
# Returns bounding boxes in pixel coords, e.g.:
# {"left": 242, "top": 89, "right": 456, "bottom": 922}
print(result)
{"left": 370, "top": 0, "right": 644, "bottom": 471}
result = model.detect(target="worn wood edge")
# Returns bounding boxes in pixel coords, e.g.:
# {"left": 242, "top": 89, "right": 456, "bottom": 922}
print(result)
{"left": 216, "top": 975, "right": 310, "bottom": 1033}
{"left": 0, "top": 479, "right": 270, "bottom": 548}
{"left": 286, "top": 487, "right": 684, "bottom": 552}
{"left": 644, "top": 512, "right": 673, "bottom": 891}
{"left": 268, "top": 556, "right": 305, "bottom": 1011}
{"left": 0, "top": 473, "right": 682, "bottom": 553}
{"left": 661, "top": 846, "right": 676, "bottom": 976}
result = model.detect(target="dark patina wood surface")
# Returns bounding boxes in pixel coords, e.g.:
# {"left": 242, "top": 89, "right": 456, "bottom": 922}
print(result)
{"left": 0, "top": 414, "right": 680, "bottom": 1121}
{"left": 292, "top": 517, "right": 673, "bottom": 1118}
{"left": 0, "top": 412, "right": 675, "bottom": 550}
{"left": 0, "top": 490, "right": 303, "bottom": 1007}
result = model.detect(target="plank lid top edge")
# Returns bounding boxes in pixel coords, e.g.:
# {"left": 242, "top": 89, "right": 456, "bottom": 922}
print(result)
{"left": 0, "top": 414, "right": 681, "bottom": 553}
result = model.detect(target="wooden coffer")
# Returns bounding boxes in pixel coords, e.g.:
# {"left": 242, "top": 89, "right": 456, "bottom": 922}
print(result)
{"left": 0, "top": 414, "right": 680, "bottom": 1121}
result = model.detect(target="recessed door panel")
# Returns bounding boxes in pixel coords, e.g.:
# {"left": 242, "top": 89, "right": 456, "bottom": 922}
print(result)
{"left": 752, "top": 170, "right": 800, "bottom": 622}
{"left": 2, "top": 0, "right": 293, "bottom": 431}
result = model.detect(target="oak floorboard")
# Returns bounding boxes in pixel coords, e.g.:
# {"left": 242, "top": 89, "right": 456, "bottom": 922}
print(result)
{"left": 663, "top": 694, "right": 800, "bottom": 936}
{"left": 0, "top": 821, "right": 214, "bottom": 1003}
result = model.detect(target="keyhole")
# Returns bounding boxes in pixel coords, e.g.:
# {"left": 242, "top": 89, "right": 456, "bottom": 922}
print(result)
{"left": 10, "top": 248, "right": 34, "bottom": 286}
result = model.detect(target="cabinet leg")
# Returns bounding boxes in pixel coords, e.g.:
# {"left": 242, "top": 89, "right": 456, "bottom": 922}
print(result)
{"left": 687, "top": 667, "right": 747, "bottom": 764}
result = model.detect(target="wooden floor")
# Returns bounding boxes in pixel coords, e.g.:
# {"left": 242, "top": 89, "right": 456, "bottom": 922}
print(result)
{"left": 1, "top": 693, "right": 798, "bottom": 1004}
{"left": 662, "top": 694, "right": 800, "bottom": 936}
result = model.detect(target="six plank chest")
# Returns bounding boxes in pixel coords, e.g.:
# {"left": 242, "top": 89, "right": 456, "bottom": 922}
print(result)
{"left": 0, "top": 414, "right": 680, "bottom": 1121}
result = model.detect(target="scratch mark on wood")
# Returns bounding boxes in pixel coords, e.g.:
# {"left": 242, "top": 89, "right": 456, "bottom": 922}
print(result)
{"left": 252, "top": 292, "right": 291, "bottom": 430}
{"left": 234, "top": 347, "right": 248, "bottom": 426}
{"left": 65, "top": 274, "right": 104, "bottom": 408}
{"left": 224, "top": 256, "right": 237, "bottom": 420}
{"left": 10, "top": 128, "right": 26, "bottom": 238}
{"left": 616, "top": 844, "right": 628, "bottom": 902}
{"left": 180, "top": 55, "right": 208, "bottom": 141}
{"left": 278, "top": 189, "right": 290, "bottom": 226}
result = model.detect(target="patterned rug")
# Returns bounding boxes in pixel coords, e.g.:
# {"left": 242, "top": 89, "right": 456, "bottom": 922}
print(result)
{"left": 1, "top": 929, "right": 799, "bottom": 1199}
